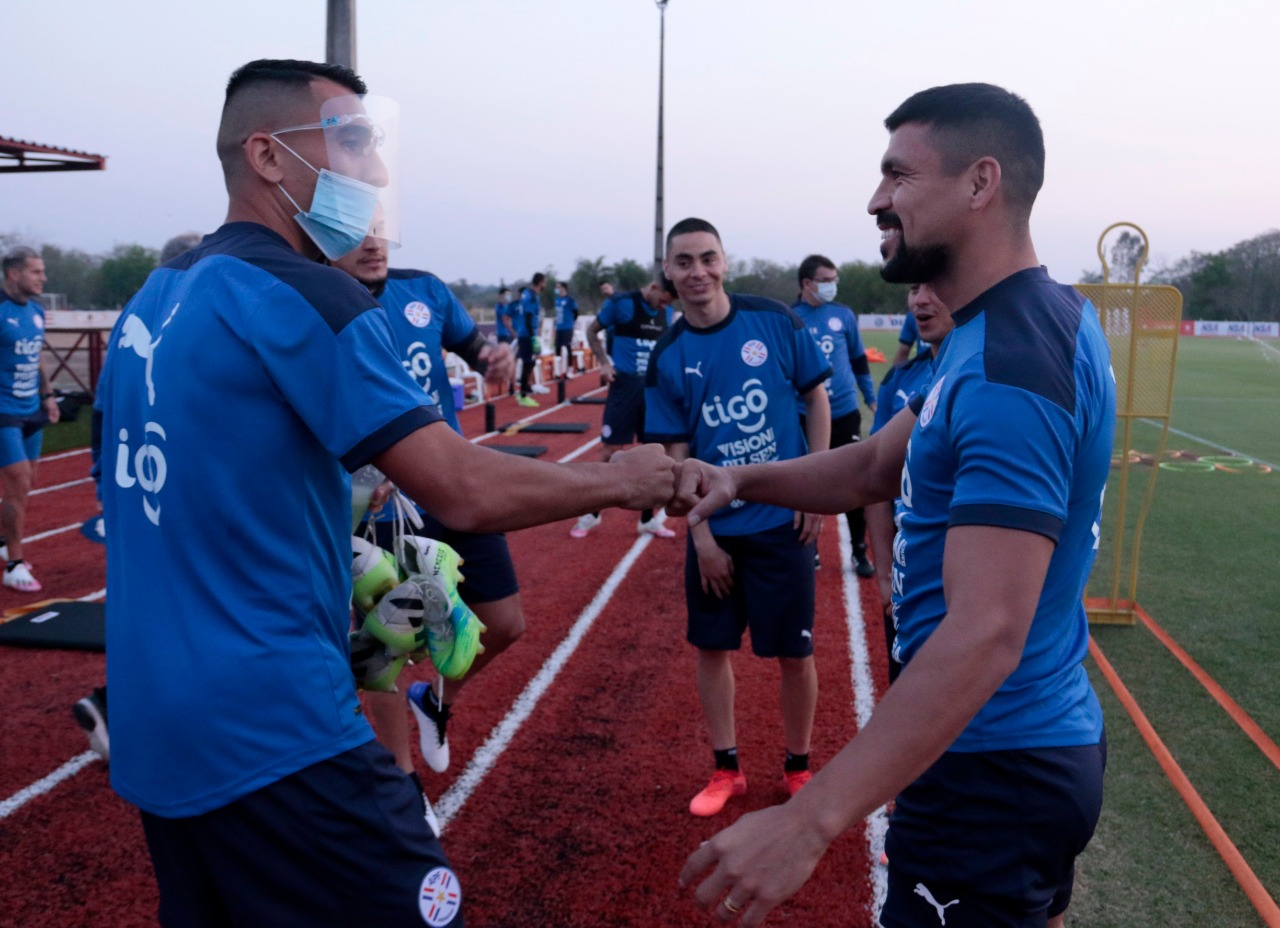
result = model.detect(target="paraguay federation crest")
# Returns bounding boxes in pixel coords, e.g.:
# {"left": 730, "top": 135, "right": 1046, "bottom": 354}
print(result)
{"left": 741, "top": 339, "right": 768, "bottom": 367}
{"left": 404, "top": 301, "right": 432, "bottom": 328}
{"left": 827, "top": 317, "right": 843, "bottom": 332}
{"left": 918, "top": 375, "right": 945, "bottom": 430}
{"left": 418, "top": 867, "right": 462, "bottom": 926}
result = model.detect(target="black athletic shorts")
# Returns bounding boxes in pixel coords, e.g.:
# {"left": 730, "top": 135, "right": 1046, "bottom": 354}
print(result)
{"left": 684, "top": 521, "right": 816, "bottom": 658}
{"left": 369, "top": 515, "right": 519, "bottom": 605}
{"left": 554, "top": 329, "right": 574, "bottom": 354}
{"left": 880, "top": 732, "right": 1106, "bottom": 928}
{"left": 601, "top": 371, "right": 646, "bottom": 446}
{"left": 141, "top": 740, "right": 462, "bottom": 927}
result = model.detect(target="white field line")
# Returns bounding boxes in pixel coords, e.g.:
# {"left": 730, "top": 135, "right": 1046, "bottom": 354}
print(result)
{"left": 837, "top": 517, "right": 889, "bottom": 919}
{"left": 435, "top": 534, "right": 653, "bottom": 831}
{"left": 41, "top": 448, "right": 90, "bottom": 463}
{"left": 469, "top": 385, "right": 607, "bottom": 444}
{"left": 1136, "top": 418, "right": 1280, "bottom": 471}
{"left": 31, "top": 477, "right": 92, "bottom": 497}
{"left": 23, "top": 522, "right": 81, "bottom": 544}
{"left": 1250, "top": 336, "right": 1280, "bottom": 363}
{"left": 0, "top": 752, "right": 100, "bottom": 820}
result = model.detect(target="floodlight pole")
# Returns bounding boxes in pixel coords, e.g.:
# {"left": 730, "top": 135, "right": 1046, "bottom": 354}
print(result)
{"left": 327, "top": 0, "right": 358, "bottom": 71}
{"left": 652, "top": 0, "right": 669, "bottom": 278}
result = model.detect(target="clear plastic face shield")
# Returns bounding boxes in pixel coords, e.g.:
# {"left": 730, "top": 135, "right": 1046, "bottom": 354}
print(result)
{"left": 272, "top": 94, "right": 400, "bottom": 260}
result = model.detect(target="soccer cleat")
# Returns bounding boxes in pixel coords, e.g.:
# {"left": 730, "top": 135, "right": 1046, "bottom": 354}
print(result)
{"left": 783, "top": 769, "right": 812, "bottom": 797}
{"left": 351, "top": 535, "right": 400, "bottom": 617}
{"left": 853, "top": 543, "right": 876, "bottom": 579}
{"left": 637, "top": 513, "right": 676, "bottom": 539}
{"left": 399, "top": 537, "right": 486, "bottom": 681}
{"left": 570, "top": 513, "right": 601, "bottom": 539}
{"left": 361, "top": 578, "right": 432, "bottom": 654}
{"left": 689, "top": 768, "right": 747, "bottom": 817}
{"left": 349, "top": 628, "right": 409, "bottom": 692}
{"left": 3, "top": 560, "right": 41, "bottom": 593}
{"left": 516, "top": 395, "right": 539, "bottom": 408}
{"left": 72, "top": 687, "right": 110, "bottom": 761}
{"left": 0, "top": 541, "right": 7, "bottom": 561}
{"left": 407, "top": 681, "right": 452, "bottom": 773}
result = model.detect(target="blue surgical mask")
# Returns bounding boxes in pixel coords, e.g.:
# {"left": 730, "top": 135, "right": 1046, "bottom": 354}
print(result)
{"left": 273, "top": 136, "right": 380, "bottom": 260}
{"left": 815, "top": 281, "right": 838, "bottom": 303}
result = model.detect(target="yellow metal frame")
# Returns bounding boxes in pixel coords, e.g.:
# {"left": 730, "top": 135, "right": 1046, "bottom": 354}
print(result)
{"left": 1075, "top": 223, "right": 1182, "bottom": 625}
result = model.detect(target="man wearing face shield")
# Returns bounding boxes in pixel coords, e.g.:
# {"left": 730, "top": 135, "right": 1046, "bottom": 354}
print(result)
{"left": 96, "top": 59, "right": 676, "bottom": 927}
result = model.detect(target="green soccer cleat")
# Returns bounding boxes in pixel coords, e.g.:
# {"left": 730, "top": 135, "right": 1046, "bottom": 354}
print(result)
{"left": 351, "top": 535, "right": 400, "bottom": 618}
{"left": 349, "top": 628, "right": 409, "bottom": 693}
{"left": 399, "top": 537, "right": 487, "bottom": 680}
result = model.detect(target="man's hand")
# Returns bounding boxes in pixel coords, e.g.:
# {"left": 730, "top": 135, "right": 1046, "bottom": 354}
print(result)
{"left": 478, "top": 342, "right": 515, "bottom": 390}
{"left": 605, "top": 443, "right": 678, "bottom": 511}
{"left": 669, "top": 458, "right": 737, "bottom": 526}
{"left": 694, "top": 535, "right": 734, "bottom": 599}
{"left": 599, "top": 360, "right": 616, "bottom": 385}
{"left": 367, "top": 480, "right": 395, "bottom": 516}
{"left": 794, "top": 511, "right": 824, "bottom": 546}
{"left": 679, "top": 803, "right": 831, "bottom": 926}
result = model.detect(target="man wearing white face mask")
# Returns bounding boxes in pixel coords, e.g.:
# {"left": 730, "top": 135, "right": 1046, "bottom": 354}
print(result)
{"left": 791, "top": 254, "right": 878, "bottom": 577}
{"left": 96, "top": 58, "right": 676, "bottom": 927}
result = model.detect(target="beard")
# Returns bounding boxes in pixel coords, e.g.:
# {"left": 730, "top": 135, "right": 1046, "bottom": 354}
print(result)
{"left": 880, "top": 238, "right": 951, "bottom": 284}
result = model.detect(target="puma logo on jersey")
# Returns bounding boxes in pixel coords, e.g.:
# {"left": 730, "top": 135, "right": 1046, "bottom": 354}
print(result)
{"left": 914, "top": 883, "right": 959, "bottom": 924}
{"left": 684, "top": 360, "right": 704, "bottom": 378}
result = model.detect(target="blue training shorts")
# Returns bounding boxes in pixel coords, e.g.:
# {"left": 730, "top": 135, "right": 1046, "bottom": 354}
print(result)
{"left": 684, "top": 521, "right": 816, "bottom": 658}
{"left": 881, "top": 732, "right": 1106, "bottom": 927}
{"left": 0, "top": 424, "right": 42, "bottom": 468}
{"left": 370, "top": 514, "right": 519, "bottom": 605}
{"left": 140, "top": 740, "right": 463, "bottom": 927}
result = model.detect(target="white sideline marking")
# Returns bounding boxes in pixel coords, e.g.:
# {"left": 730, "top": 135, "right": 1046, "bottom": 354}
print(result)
{"left": 0, "top": 752, "right": 100, "bottom": 820}
{"left": 837, "top": 518, "right": 889, "bottom": 919}
{"left": 41, "top": 448, "right": 90, "bottom": 463}
{"left": 22, "top": 521, "right": 80, "bottom": 544}
{"left": 435, "top": 534, "right": 653, "bottom": 831}
{"left": 1250, "top": 336, "right": 1280, "bottom": 363}
{"left": 32, "top": 477, "right": 92, "bottom": 497}
{"left": 78, "top": 588, "right": 106, "bottom": 601}
{"left": 558, "top": 436, "right": 602, "bottom": 462}
{"left": 1137, "top": 419, "right": 1280, "bottom": 471}
{"left": 469, "top": 386, "right": 607, "bottom": 444}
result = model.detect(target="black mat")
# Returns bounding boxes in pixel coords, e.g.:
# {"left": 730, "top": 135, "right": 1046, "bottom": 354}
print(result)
{"left": 496, "top": 422, "right": 589, "bottom": 434}
{"left": 0, "top": 600, "right": 105, "bottom": 651}
{"left": 570, "top": 397, "right": 607, "bottom": 405}
{"left": 490, "top": 445, "right": 547, "bottom": 458}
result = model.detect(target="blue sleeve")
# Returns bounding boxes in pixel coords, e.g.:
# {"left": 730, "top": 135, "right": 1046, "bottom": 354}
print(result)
{"left": 843, "top": 313, "right": 877, "bottom": 405}
{"left": 899, "top": 313, "right": 918, "bottom": 345}
{"left": 871, "top": 370, "right": 897, "bottom": 434}
{"left": 437, "top": 280, "right": 476, "bottom": 349}
{"left": 597, "top": 296, "right": 621, "bottom": 329}
{"left": 643, "top": 355, "right": 688, "bottom": 444}
{"left": 248, "top": 284, "right": 441, "bottom": 470}
{"left": 792, "top": 319, "right": 832, "bottom": 395}
{"left": 946, "top": 372, "right": 1073, "bottom": 542}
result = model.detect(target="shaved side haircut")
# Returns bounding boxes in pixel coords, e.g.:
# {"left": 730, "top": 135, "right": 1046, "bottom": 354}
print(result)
{"left": 666, "top": 217, "right": 722, "bottom": 253}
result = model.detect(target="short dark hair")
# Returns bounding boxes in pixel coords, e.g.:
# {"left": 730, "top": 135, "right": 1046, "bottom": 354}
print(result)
{"left": 225, "top": 59, "right": 366, "bottom": 106}
{"left": 556, "top": 281, "right": 568, "bottom": 291}
{"left": 666, "top": 217, "right": 722, "bottom": 253}
{"left": 659, "top": 274, "right": 678, "bottom": 298}
{"left": 2, "top": 247, "right": 40, "bottom": 278}
{"left": 885, "top": 83, "right": 1044, "bottom": 214}
{"left": 798, "top": 254, "right": 836, "bottom": 285}
{"left": 499, "top": 287, "right": 511, "bottom": 296}
{"left": 531, "top": 272, "right": 546, "bottom": 287}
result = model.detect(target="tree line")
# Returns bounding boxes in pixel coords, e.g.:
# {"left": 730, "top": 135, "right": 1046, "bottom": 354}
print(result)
{"left": 8, "top": 227, "right": 1279, "bottom": 322}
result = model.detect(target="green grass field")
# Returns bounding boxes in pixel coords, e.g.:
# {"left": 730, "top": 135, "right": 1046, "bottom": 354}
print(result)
{"left": 864, "top": 330, "right": 1280, "bottom": 926}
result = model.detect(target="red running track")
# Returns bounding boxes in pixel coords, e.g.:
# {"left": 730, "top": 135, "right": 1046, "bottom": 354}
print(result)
{"left": 0, "top": 379, "right": 891, "bottom": 928}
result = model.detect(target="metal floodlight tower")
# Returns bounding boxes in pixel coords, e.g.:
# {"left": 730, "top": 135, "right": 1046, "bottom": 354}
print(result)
{"left": 652, "top": 0, "right": 669, "bottom": 278}
{"left": 327, "top": 0, "right": 358, "bottom": 71}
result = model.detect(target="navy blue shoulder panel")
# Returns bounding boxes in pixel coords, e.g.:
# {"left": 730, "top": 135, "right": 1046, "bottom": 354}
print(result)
{"left": 960, "top": 267, "right": 1083, "bottom": 416}
{"left": 386, "top": 267, "right": 441, "bottom": 283}
{"left": 731, "top": 292, "right": 805, "bottom": 330}
{"left": 192, "top": 223, "right": 381, "bottom": 335}
{"left": 646, "top": 317, "right": 688, "bottom": 388}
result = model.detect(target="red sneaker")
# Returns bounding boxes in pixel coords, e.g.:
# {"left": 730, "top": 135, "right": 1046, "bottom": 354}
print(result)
{"left": 689, "top": 769, "right": 747, "bottom": 817}
{"left": 782, "top": 769, "right": 812, "bottom": 797}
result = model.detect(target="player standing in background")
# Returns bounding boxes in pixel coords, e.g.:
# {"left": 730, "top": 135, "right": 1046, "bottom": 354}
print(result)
{"left": 513, "top": 273, "right": 546, "bottom": 406}
{"left": 98, "top": 58, "right": 675, "bottom": 927}
{"left": 866, "top": 282, "right": 951, "bottom": 684}
{"left": 791, "top": 254, "right": 878, "bottom": 577}
{"left": 334, "top": 233, "right": 524, "bottom": 778}
{"left": 553, "top": 280, "right": 579, "bottom": 373}
{"left": 678, "top": 84, "right": 1113, "bottom": 928}
{"left": 646, "top": 218, "right": 832, "bottom": 817}
{"left": 0, "top": 247, "right": 62, "bottom": 592}
{"left": 494, "top": 286, "right": 515, "bottom": 345}
{"left": 573, "top": 278, "right": 679, "bottom": 539}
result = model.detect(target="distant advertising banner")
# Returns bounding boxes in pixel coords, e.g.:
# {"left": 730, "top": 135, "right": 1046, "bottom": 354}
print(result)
{"left": 1192, "top": 320, "right": 1279, "bottom": 338}
{"left": 860, "top": 314, "right": 906, "bottom": 332}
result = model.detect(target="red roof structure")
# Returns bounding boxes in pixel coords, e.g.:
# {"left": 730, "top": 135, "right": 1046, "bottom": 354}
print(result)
{"left": 0, "top": 135, "right": 106, "bottom": 173}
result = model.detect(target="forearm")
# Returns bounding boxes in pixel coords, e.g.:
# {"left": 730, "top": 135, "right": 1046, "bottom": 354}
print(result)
{"left": 866, "top": 501, "right": 896, "bottom": 602}
{"left": 450, "top": 330, "right": 492, "bottom": 374}
{"left": 587, "top": 324, "right": 610, "bottom": 366}
{"left": 377, "top": 422, "right": 647, "bottom": 533}
{"left": 802, "top": 388, "right": 830, "bottom": 454}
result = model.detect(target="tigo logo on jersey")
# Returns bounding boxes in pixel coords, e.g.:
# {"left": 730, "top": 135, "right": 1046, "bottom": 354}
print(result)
{"left": 418, "top": 867, "right": 462, "bottom": 926}
{"left": 403, "top": 340, "right": 434, "bottom": 386}
{"left": 918, "top": 375, "right": 945, "bottom": 430}
{"left": 740, "top": 340, "right": 768, "bottom": 367}
{"left": 701, "top": 378, "right": 769, "bottom": 434}
{"left": 404, "top": 301, "right": 432, "bottom": 328}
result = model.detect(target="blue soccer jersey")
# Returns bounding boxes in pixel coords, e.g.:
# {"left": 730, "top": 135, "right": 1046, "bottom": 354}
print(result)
{"left": 790, "top": 300, "right": 876, "bottom": 417}
{"left": 99, "top": 222, "right": 443, "bottom": 817}
{"left": 598, "top": 291, "right": 673, "bottom": 376}
{"left": 871, "top": 349, "right": 935, "bottom": 435}
{"left": 646, "top": 293, "right": 831, "bottom": 535}
{"left": 892, "top": 267, "right": 1114, "bottom": 751}
{"left": 513, "top": 286, "right": 540, "bottom": 339}
{"left": 495, "top": 299, "right": 514, "bottom": 339}
{"left": 554, "top": 294, "right": 578, "bottom": 331}
{"left": 0, "top": 296, "right": 46, "bottom": 418}
{"left": 378, "top": 269, "right": 476, "bottom": 434}
{"left": 898, "top": 312, "right": 927, "bottom": 357}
